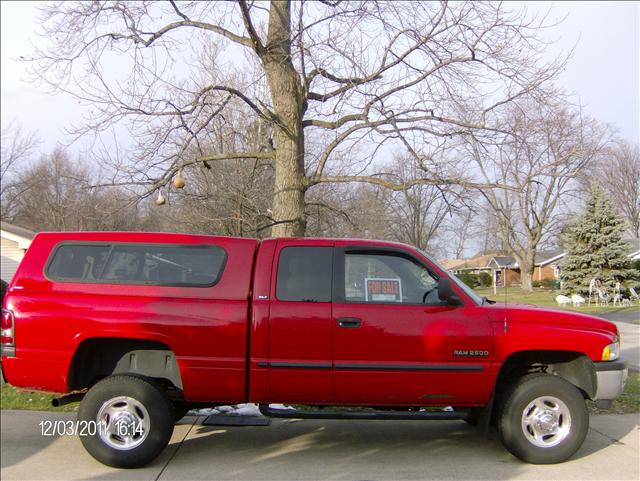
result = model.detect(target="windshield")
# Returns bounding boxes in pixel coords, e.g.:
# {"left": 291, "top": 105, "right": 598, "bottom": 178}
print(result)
{"left": 417, "top": 249, "right": 484, "bottom": 306}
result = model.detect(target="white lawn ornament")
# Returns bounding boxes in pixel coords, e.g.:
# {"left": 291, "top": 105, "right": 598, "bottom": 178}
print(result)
{"left": 596, "top": 288, "right": 610, "bottom": 306}
{"left": 588, "top": 278, "right": 600, "bottom": 305}
{"left": 615, "top": 282, "right": 621, "bottom": 295}
{"left": 622, "top": 298, "right": 632, "bottom": 307}
{"left": 613, "top": 282, "right": 622, "bottom": 306}
{"left": 613, "top": 294, "right": 622, "bottom": 306}
{"left": 570, "top": 294, "right": 585, "bottom": 307}
{"left": 555, "top": 295, "right": 571, "bottom": 307}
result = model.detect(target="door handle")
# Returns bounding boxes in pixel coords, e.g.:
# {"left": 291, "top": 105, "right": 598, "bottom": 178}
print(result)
{"left": 337, "top": 317, "right": 362, "bottom": 328}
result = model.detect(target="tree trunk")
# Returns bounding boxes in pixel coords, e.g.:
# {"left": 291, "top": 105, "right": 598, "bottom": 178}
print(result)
{"left": 264, "top": 0, "right": 306, "bottom": 237}
{"left": 520, "top": 268, "right": 534, "bottom": 293}
{"left": 516, "top": 253, "right": 535, "bottom": 293}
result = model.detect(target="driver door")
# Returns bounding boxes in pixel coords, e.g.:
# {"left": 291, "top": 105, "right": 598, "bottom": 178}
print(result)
{"left": 332, "top": 246, "right": 492, "bottom": 405}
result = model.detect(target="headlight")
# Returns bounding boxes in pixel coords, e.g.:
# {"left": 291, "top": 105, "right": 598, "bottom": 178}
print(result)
{"left": 602, "top": 341, "right": 620, "bottom": 361}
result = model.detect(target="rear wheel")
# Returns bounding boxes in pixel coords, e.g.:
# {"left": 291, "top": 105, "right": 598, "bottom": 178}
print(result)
{"left": 172, "top": 401, "right": 191, "bottom": 422}
{"left": 498, "top": 373, "right": 588, "bottom": 464}
{"left": 78, "top": 375, "right": 174, "bottom": 468}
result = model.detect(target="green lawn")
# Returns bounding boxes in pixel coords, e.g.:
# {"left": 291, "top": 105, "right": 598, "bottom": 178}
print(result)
{"left": 473, "top": 287, "right": 639, "bottom": 318}
{"left": 0, "top": 384, "right": 78, "bottom": 412}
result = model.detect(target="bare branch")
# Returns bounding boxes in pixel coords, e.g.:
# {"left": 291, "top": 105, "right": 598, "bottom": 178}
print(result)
{"left": 195, "top": 151, "right": 274, "bottom": 164}
{"left": 237, "top": 0, "right": 265, "bottom": 54}
{"left": 308, "top": 175, "right": 519, "bottom": 193}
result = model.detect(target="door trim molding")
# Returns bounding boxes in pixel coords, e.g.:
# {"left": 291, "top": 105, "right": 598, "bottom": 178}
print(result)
{"left": 257, "top": 361, "right": 332, "bottom": 369}
{"left": 334, "top": 363, "right": 484, "bottom": 372}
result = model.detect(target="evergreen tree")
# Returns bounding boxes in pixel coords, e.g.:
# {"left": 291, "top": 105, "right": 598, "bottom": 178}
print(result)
{"left": 561, "top": 183, "right": 639, "bottom": 296}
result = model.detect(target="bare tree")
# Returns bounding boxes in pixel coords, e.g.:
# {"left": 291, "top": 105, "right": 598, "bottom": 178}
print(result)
{"left": 1, "top": 123, "right": 39, "bottom": 218}
{"left": 596, "top": 140, "right": 640, "bottom": 239}
{"left": 437, "top": 208, "right": 481, "bottom": 260}
{"left": 31, "top": 1, "right": 563, "bottom": 237}
{"left": 384, "top": 154, "right": 464, "bottom": 251}
{"left": 8, "top": 148, "right": 141, "bottom": 231}
{"left": 450, "top": 211, "right": 475, "bottom": 259}
{"left": 147, "top": 156, "right": 275, "bottom": 237}
{"left": 305, "top": 182, "right": 390, "bottom": 240}
{"left": 467, "top": 99, "right": 609, "bottom": 292}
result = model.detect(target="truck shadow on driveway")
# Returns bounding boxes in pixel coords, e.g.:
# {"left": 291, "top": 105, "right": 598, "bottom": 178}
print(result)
{"left": 150, "top": 416, "right": 639, "bottom": 481}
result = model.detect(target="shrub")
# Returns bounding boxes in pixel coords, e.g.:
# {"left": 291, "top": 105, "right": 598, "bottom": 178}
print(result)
{"left": 532, "top": 280, "right": 541, "bottom": 288}
{"left": 478, "top": 272, "right": 492, "bottom": 287}
{"left": 541, "top": 278, "right": 555, "bottom": 289}
{"left": 457, "top": 272, "right": 478, "bottom": 288}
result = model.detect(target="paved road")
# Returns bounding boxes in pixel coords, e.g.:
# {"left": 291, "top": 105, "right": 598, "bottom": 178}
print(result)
{"left": 1, "top": 410, "right": 638, "bottom": 481}
{"left": 596, "top": 310, "right": 640, "bottom": 324}
{"left": 590, "top": 309, "right": 640, "bottom": 372}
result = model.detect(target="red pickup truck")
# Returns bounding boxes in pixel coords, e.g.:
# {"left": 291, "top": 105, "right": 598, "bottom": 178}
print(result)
{"left": 1, "top": 232, "right": 627, "bottom": 468}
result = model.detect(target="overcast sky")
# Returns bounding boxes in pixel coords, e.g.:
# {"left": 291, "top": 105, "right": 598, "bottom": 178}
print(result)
{"left": 1, "top": 1, "right": 638, "bottom": 156}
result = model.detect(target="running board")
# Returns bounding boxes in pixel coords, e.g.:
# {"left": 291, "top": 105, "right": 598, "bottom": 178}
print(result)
{"left": 258, "top": 404, "right": 470, "bottom": 421}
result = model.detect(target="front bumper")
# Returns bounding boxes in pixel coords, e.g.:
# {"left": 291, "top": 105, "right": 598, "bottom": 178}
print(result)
{"left": 593, "top": 360, "right": 628, "bottom": 407}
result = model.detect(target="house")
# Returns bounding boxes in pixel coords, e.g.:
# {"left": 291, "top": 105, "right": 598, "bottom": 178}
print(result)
{"left": 441, "top": 249, "right": 566, "bottom": 287}
{"left": 486, "top": 256, "right": 519, "bottom": 287}
{"left": 1, "top": 222, "right": 35, "bottom": 282}
{"left": 441, "top": 254, "right": 496, "bottom": 277}
{"left": 533, "top": 250, "right": 565, "bottom": 283}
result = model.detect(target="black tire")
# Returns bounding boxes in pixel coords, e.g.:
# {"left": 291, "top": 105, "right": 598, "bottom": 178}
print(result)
{"left": 463, "top": 408, "right": 483, "bottom": 426}
{"left": 78, "top": 375, "right": 174, "bottom": 468}
{"left": 498, "top": 373, "right": 588, "bottom": 464}
{"left": 172, "top": 401, "right": 191, "bottom": 422}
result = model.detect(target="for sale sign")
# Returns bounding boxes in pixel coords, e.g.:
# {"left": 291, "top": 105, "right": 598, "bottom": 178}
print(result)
{"left": 365, "top": 278, "right": 402, "bottom": 302}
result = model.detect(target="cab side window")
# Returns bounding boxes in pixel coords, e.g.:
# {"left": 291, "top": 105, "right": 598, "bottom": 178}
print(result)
{"left": 276, "top": 247, "right": 333, "bottom": 302}
{"left": 345, "top": 252, "right": 438, "bottom": 304}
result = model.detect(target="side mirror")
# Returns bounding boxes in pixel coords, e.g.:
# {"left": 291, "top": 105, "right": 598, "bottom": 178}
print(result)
{"left": 438, "top": 278, "right": 463, "bottom": 306}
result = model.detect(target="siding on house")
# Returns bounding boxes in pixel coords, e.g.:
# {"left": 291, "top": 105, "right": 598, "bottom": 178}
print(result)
{"left": 503, "top": 268, "right": 519, "bottom": 287}
{"left": 533, "top": 265, "right": 556, "bottom": 281}
{"left": 1, "top": 222, "right": 35, "bottom": 282}
{"left": 1, "top": 237, "right": 24, "bottom": 281}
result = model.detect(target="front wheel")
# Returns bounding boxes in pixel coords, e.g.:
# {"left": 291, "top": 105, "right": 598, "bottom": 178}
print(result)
{"left": 498, "top": 373, "right": 588, "bottom": 464}
{"left": 78, "top": 375, "right": 174, "bottom": 468}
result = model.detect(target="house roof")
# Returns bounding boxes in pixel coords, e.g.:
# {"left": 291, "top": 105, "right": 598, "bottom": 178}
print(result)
{"left": 440, "top": 258, "right": 467, "bottom": 270}
{"left": 489, "top": 256, "right": 516, "bottom": 268}
{"left": 1, "top": 221, "right": 35, "bottom": 249}
{"left": 441, "top": 254, "right": 495, "bottom": 271}
{"left": 534, "top": 250, "right": 565, "bottom": 266}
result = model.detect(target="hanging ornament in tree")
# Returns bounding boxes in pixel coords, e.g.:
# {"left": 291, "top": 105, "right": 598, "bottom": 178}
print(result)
{"left": 155, "top": 190, "right": 166, "bottom": 206}
{"left": 173, "top": 170, "right": 185, "bottom": 189}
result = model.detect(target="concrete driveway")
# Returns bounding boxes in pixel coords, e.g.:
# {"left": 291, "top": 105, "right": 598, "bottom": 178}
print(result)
{"left": 1, "top": 410, "right": 638, "bottom": 481}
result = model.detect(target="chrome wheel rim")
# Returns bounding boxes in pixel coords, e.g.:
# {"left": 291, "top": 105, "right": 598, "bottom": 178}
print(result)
{"left": 97, "top": 396, "right": 150, "bottom": 450}
{"left": 521, "top": 396, "right": 571, "bottom": 448}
